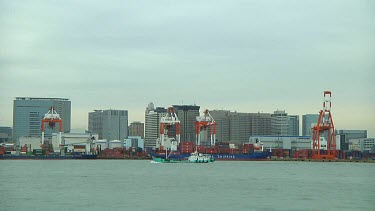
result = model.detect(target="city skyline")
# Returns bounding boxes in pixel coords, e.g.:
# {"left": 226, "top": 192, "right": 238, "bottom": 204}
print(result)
{"left": 0, "top": 1, "right": 374, "bottom": 137}
{"left": 3, "top": 98, "right": 373, "bottom": 138}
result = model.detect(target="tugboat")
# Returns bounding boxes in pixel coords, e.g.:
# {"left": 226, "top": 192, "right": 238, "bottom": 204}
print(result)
{"left": 188, "top": 151, "right": 215, "bottom": 163}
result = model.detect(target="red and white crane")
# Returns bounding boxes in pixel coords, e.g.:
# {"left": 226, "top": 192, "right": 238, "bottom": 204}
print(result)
{"left": 41, "top": 106, "right": 63, "bottom": 147}
{"left": 195, "top": 109, "right": 217, "bottom": 146}
{"left": 159, "top": 107, "right": 181, "bottom": 147}
{"left": 311, "top": 91, "right": 337, "bottom": 159}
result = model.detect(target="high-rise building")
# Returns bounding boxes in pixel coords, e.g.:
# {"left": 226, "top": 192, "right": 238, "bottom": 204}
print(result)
{"left": 249, "top": 113, "right": 271, "bottom": 136}
{"left": 271, "top": 110, "right": 288, "bottom": 136}
{"left": 229, "top": 112, "right": 251, "bottom": 143}
{"left": 129, "top": 121, "right": 144, "bottom": 138}
{"left": 209, "top": 111, "right": 271, "bottom": 143}
{"left": 288, "top": 115, "right": 299, "bottom": 136}
{"left": 209, "top": 110, "right": 230, "bottom": 142}
{"left": 336, "top": 130, "right": 367, "bottom": 150}
{"left": 13, "top": 97, "right": 71, "bottom": 141}
{"left": 88, "top": 110, "right": 103, "bottom": 138}
{"left": 173, "top": 105, "right": 200, "bottom": 143}
{"left": 145, "top": 103, "right": 166, "bottom": 149}
{"left": 302, "top": 114, "right": 319, "bottom": 136}
{"left": 88, "top": 109, "right": 128, "bottom": 141}
{"left": 0, "top": 127, "right": 12, "bottom": 142}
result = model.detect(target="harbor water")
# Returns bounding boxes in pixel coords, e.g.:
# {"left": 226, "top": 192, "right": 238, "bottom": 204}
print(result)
{"left": 1, "top": 160, "right": 374, "bottom": 211}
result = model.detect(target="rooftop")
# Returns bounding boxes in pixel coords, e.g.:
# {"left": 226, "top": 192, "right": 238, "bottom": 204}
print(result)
{"left": 15, "top": 97, "right": 69, "bottom": 101}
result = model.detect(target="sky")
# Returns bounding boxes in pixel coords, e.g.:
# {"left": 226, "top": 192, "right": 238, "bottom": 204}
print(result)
{"left": 0, "top": 0, "right": 374, "bottom": 136}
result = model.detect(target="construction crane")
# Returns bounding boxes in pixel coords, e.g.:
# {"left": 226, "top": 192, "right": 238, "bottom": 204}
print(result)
{"left": 41, "top": 106, "right": 63, "bottom": 147}
{"left": 159, "top": 107, "right": 181, "bottom": 147}
{"left": 195, "top": 109, "right": 217, "bottom": 146}
{"left": 311, "top": 91, "right": 337, "bottom": 159}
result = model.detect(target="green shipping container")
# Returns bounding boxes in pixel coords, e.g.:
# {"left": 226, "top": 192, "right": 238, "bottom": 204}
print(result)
{"left": 33, "top": 149, "right": 45, "bottom": 155}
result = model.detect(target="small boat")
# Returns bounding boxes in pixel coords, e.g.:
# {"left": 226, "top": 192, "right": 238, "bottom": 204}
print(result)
{"left": 151, "top": 156, "right": 187, "bottom": 163}
{"left": 188, "top": 151, "right": 215, "bottom": 163}
{"left": 151, "top": 148, "right": 186, "bottom": 163}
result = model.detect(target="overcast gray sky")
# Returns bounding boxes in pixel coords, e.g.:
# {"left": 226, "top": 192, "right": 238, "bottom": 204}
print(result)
{"left": 1, "top": 0, "right": 374, "bottom": 136}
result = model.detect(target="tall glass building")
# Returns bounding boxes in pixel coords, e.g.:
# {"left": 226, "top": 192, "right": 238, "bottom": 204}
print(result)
{"left": 271, "top": 110, "right": 288, "bottom": 136}
{"left": 173, "top": 105, "right": 200, "bottom": 143}
{"left": 229, "top": 112, "right": 251, "bottom": 143}
{"left": 302, "top": 114, "right": 319, "bottom": 136}
{"left": 144, "top": 103, "right": 167, "bottom": 149}
{"left": 13, "top": 97, "right": 71, "bottom": 141}
{"left": 88, "top": 109, "right": 128, "bottom": 141}
{"left": 288, "top": 115, "right": 300, "bottom": 136}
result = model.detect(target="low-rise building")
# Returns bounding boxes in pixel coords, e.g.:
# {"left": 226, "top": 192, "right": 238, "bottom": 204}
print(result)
{"left": 349, "top": 138, "right": 375, "bottom": 151}
{"left": 336, "top": 130, "right": 367, "bottom": 150}
{"left": 17, "top": 137, "right": 42, "bottom": 151}
{"left": 124, "top": 136, "right": 145, "bottom": 150}
{"left": 53, "top": 132, "right": 99, "bottom": 154}
{"left": 249, "top": 136, "right": 312, "bottom": 150}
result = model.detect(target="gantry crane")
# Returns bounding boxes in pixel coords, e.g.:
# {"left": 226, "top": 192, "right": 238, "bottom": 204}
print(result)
{"left": 195, "top": 109, "right": 217, "bottom": 146}
{"left": 41, "top": 106, "right": 63, "bottom": 147}
{"left": 311, "top": 91, "right": 337, "bottom": 159}
{"left": 159, "top": 107, "right": 181, "bottom": 147}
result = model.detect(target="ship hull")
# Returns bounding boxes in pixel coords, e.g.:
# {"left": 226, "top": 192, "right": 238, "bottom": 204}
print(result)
{"left": 151, "top": 157, "right": 189, "bottom": 163}
{"left": 0, "top": 154, "right": 97, "bottom": 160}
{"left": 151, "top": 151, "right": 270, "bottom": 161}
{"left": 213, "top": 152, "right": 270, "bottom": 161}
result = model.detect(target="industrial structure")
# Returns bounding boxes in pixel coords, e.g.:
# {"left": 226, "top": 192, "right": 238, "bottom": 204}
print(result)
{"left": 311, "top": 91, "right": 336, "bottom": 159}
{"left": 41, "top": 106, "right": 62, "bottom": 147}
{"left": 158, "top": 107, "right": 181, "bottom": 150}
{"left": 195, "top": 109, "right": 217, "bottom": 146}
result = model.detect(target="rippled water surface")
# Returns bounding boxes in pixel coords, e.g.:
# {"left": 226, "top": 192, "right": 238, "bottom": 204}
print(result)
{"left": 1, "top": 160, "right": 374, "bottom": 211}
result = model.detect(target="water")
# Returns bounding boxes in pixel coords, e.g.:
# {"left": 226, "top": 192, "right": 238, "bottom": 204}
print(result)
{"left": 0, "top": 160, "right": 374, "bottom": 211}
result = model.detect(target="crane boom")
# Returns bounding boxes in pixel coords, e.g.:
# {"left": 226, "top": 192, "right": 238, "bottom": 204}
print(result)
{"left": 195, "top": 109, "right": 217, "bottom": 146}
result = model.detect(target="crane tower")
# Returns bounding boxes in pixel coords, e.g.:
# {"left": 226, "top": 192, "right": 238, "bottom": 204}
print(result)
{"left": 311, "top": 91, "right": 337, "bottom": 159}
{"left": 195, "top": 109, "right": 217, "bottom": 146}
{"left": 41, "top": 106, "right": 63, "bottom": 147}
{"left": 159, "top": 107, "right": 181, "bottom": 147}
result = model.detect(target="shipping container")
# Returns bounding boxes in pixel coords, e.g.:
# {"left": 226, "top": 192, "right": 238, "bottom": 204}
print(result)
{"left": 74, "top": 149, "right": 86, "bottom": 153}
{"left": 181, "top": 142, "right": 194, "bottom": 146}
{"left": 282, "top": 149, "right": 290, "bottom": 158}
{"left": 33, "top": 149, "right": 45, "bottom": 155}
{"left": 229, "top": 148, "right": 239, "bottom": 154}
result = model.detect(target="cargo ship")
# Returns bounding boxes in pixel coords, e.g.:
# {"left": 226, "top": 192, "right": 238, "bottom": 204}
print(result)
{"left": 151, "top": 150, "right": 270, "bottom": 161}
{"left": 150, "top": 141, "right": 271, "bottom": 161}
